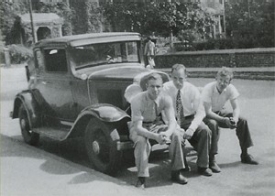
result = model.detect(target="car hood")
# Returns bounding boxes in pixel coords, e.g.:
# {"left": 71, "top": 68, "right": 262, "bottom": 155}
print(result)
{"left": 87, "top": 65, "right": 155, "bottom": 82}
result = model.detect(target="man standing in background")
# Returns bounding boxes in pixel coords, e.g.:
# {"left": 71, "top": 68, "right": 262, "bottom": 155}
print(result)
{"left": 144, "top": 36, "right": 156, "bottom": 68}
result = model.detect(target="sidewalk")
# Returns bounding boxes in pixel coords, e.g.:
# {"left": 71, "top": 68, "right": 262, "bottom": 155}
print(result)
{"left": 157, "top": 67, "right": 275, "bottom": 80}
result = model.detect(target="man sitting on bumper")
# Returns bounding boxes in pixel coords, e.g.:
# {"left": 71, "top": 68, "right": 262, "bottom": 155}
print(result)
{"left": 129, "top": 73, "right": 188, "bottom": 188}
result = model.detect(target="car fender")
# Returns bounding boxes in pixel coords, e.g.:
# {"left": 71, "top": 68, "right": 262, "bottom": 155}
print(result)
{"left": 11, "top": 90, "right": 40, "bottom": 128}
{"left": 66, "top": 104, "right": 130, "bottom": 139}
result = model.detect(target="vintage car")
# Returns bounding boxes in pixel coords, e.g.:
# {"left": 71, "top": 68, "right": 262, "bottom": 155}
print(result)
{"left": 11, "top": 32, "right": 169, "bottom": 175}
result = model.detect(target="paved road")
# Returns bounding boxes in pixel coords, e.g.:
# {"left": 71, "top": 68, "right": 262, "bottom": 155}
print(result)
{"left": 0, "top": 66, "right": 145, "bottom": 196}
{"left": 1, "top": 66, "right": 275, "bottom": 196}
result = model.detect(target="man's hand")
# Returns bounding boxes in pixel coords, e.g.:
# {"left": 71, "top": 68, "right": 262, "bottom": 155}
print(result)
{"left": 156, "top": 133, "right": 167, "bottom": 145}
{"left": 160, "top": 132, "right": 172, "bottom": 144}
{"left": 183, "top": 128, "right": 194, "bottom": 140}
{"left": 230, "top": 117, "right": 238, "bottom": 127}
{"left": 223, "top": 117, "right": 237, "bottom": 129}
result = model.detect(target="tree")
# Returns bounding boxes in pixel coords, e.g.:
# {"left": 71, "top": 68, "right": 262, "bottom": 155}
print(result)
{"left": 225, "top": 0, "right": 274, "bottom": 47}
{"left": 70, "top": 0, "right": 102, "bottom": 34}
{"left": 0, "top": 1, "right": 28, "bottom": 44}
{"left": 102, "top": 1, "right": 214, "bottom": 42}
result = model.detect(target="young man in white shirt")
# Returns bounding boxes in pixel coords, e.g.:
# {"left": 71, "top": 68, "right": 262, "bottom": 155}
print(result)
{"left": 201, "top": 67, "right": 258, "bottom": 170}
{"left": 130, "top": 73, "right": 188, "bottom": 188}
{"left": 163, "top": 64, "right": 214, "bottom": 176}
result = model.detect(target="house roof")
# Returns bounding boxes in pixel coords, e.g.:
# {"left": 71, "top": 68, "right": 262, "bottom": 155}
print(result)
{"left": 19, "top": 13, "right": 63, "bottom": 25}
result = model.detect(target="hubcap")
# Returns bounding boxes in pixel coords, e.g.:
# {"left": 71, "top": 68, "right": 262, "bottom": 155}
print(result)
{"left": 92, "top": 140, "right": 100, "bottom": 155}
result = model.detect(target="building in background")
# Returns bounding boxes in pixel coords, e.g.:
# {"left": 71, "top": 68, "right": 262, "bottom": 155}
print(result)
{"left": 200, "top": 0, "right": 225, "bottom": 38}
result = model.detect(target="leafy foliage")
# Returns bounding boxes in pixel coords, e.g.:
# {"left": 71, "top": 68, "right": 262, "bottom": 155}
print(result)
{"left": 225, "top": 0, "right": 274, "bottom": 48}
{"left": 70, "top": 0, "right": 102, "bottom": 34}
{"left": 7, "top": 44, "right": 33, "bottom": 64}
{"left": 102, "top": 2, "right": 214, "bottom": 41}
{"left": 0, "top": 1, "right": 28, "bottom": 44}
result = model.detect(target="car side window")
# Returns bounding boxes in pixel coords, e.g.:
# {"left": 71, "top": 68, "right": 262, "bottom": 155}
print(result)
{"left": 44, "top": 49, "right": 68, "bottom": 72}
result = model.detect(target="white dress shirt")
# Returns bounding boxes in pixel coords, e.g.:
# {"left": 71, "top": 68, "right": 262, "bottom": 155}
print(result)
{"left": 163, "top": 81, "right": 205, "bottom": 131}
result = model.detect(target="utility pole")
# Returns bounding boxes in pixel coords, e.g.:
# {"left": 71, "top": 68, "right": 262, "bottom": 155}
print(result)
{"left": 28, "top": 0, "right": 37, "bottom": 44}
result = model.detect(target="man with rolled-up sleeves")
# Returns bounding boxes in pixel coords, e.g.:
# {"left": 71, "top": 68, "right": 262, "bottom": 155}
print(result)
{"left": 130, "top": 73, "right": 188, "bottom": 189}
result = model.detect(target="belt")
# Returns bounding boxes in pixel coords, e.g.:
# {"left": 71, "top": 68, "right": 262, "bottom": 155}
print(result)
{"left": 143, "top": 121, "right": 154, "bottom": 125}
{"left": 184, "top": 114, "right": 194, "bottom": 119}
{"left": 176, "top": 114, "right": 194, "bottom": 120}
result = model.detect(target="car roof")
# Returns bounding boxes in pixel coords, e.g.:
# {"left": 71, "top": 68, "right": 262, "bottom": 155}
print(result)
{"left": 35, "top": 32, "right": 141, "bottom": 48}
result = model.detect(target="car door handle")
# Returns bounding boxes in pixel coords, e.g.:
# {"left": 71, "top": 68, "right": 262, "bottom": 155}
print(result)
{"left": 42, "top": 81, "right": 47, "bottom": 85}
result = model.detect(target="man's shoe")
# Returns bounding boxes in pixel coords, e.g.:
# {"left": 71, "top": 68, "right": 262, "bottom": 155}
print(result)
{"left": 198, "top": 167, "right": 212, "bottom": 177}
{"left": 171, "top": 170, "right": 188, "bottom": 185}
{"left": 136, "top": 177, "right": 146, "bottom": 189}
{"left": 209, "top": 161, "right": 221, "bottom": 173}
{"left": 241, "top": 153, "right": 259, "bottom": 165}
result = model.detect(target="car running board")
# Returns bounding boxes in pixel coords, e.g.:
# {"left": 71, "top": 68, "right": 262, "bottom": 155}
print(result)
{"left": 32, "top": 126, "right": 70, "bottom": 141}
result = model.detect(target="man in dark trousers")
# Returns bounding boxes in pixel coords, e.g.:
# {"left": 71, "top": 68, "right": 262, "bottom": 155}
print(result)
{"left": 201, "top": 66, "right": 258, "bottom": 171}
{"left": 163, "top": 64, "right": 214, "bottom": 176}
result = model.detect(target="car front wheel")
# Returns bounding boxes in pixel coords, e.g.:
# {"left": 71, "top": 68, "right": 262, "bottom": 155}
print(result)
{"left": 18, "top": 104, "right": 39, "bottom": 145}
{"left": 85, "top": 118, "right": 122, "bottom": 175}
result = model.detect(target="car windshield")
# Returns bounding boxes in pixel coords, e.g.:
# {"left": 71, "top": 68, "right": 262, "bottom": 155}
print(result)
{"left": 71, "top": 41, "right": 139, "bottom": 70}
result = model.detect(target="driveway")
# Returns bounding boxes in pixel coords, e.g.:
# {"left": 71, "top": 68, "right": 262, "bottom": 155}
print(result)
{"left": 1, "top": 65, "right": 275, "bottom": 196}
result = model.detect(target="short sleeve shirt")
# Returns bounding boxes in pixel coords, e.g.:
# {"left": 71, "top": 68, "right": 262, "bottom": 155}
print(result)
{"left": 201, "top": 81, "right": 240, "bottom": 112}
{"left": 130, "top": 91, "right": 172, "bottom": 123}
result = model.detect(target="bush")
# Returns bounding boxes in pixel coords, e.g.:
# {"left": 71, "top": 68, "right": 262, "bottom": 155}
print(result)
{"left": 174, "top": 41, "right": 194, "bottom": 52}
{"left": 7, "top": 44, "right": 33, "bottom": 64}
{"left": 192, "top": 36, "right": 274, "bottom": 51}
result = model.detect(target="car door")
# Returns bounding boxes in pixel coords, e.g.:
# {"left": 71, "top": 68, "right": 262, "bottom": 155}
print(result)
{"left": 34, "top": 47, "right": 77, "bottom": 122}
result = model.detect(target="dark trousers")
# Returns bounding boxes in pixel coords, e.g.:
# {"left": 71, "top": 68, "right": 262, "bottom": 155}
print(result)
{"left": 180, "top": 116, "right": 212, "bottom": 168}
{"left": 204, "top": 110, "right": 254, "bottom": 156}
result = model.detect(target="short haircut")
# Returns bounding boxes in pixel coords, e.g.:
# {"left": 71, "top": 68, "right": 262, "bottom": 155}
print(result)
{"left": 171, "top": 64, "right": 187, "bottom": 74}
{"left": 146, "top": 73, "right": 163, "bottom": 84}
{"left": 217, "top": 67, "right": 234, "bottom": 79}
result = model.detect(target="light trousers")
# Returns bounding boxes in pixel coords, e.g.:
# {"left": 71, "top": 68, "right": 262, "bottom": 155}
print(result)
{"left": 130, "top": 124, "right": 186, "bottom": 177}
